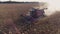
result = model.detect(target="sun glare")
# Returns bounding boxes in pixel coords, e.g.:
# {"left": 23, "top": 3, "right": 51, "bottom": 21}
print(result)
{"left": 39, "top": 0, "right": 60, "bottom": 15}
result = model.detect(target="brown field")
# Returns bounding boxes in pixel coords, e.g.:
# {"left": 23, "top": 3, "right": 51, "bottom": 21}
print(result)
{"left": 0, "top": 3, "right": 54, "bottom": 34}
{"left": 0, "top": 3, "right": 40, "bottom": 34}
{"left": 0, "top": 3, "right": 40, "bottom": 20}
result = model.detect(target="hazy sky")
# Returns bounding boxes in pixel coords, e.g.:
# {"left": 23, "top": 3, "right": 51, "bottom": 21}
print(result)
{"left": 0, "top": 0, "right": 60, "bottom": 15}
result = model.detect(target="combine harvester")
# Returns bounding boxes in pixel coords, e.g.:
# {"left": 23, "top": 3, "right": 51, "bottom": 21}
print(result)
{"left": 0, "top": 1, "right": 47, "bottom": 34}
